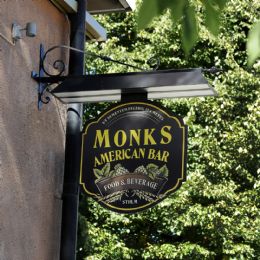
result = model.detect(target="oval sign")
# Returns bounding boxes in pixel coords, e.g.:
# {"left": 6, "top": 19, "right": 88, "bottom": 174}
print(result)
{"left": 80, "top": 101, "right": 187, "bottom": 213}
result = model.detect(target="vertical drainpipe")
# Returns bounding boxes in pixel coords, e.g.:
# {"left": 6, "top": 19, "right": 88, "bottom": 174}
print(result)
{"left": 60, "top": 0, "right": 86, "bottom": 259}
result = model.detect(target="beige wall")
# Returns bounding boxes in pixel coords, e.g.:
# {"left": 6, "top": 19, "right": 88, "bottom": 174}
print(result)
{"left": 0, "top": 1, "right": 69, "bottom": 259}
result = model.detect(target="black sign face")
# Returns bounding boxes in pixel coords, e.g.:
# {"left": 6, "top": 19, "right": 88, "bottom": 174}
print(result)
{"left": 80, "top": 101, "right": 187, "bottom": 213}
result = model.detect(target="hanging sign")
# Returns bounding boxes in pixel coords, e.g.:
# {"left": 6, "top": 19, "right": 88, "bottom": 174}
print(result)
{"left": 80, "top": 101, "right": 187, "bottom": 213}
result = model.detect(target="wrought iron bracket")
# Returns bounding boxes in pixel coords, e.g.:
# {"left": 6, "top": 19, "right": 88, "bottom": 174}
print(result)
{"left": 31, "top": 44, "right": 55, "bottom": 110}
{"left": 31, "top": 44, "right": 161, "bottom": 109}
{"left": 31, "top": 44, "right": 221, "bottom": 109}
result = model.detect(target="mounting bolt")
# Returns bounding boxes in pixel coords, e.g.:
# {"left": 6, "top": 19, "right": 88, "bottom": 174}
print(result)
{"left": 31, "top": 71, "right": 38, "bottom": 78}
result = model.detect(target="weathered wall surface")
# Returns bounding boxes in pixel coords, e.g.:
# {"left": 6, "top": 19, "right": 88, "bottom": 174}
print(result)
{"left": 0, "top": 1, "right": 68, "bottom": 259}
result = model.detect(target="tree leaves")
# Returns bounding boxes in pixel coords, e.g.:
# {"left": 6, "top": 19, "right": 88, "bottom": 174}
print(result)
{"left": 169, "top": 0, "right": 186, "bottom": 23}
{"left": 137, "top": 0, "right": 187, "bottom": 30}
{"left": 203, "top": 0, "right": 228, "bottom": 35}
{"left": 136, "top": 0, "right": 160, "bottom": 30}
{"left": 137, "top": 0, "right": 231, "bottom": 56}
{"left": 182, "top": 4, "right": 198, "bottom": 55}
{"left": 137, "top": 0, "right": 198, "bottom": 54}
{"left": 247, "top": 20, "right": 260, "bottom": 66}
{"left": 203, "top": 0, "right": 221, "bottom": 36}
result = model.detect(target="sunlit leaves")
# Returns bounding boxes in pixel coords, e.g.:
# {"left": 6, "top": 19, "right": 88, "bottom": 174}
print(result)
{"left": 137, "top": 0, "right": 229, "bottom": 54}
{"left": 137, "top": 0, "right": 187, "bottom": 30}
{"left": 247, "top": 20, "right": 260, "bottom": 66}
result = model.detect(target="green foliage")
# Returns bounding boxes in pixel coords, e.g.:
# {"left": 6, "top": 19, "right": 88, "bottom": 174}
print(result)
{"left": 203, "top": 0, "right": 228, "bottom": 35}
{"left": 78, "top": 0, "right": 260, "bottom": 259}
{"left": 247, "top": 20, "right": 260, "bottom": 66}
{"left": 136, "top": 0, "right": 159, "bottom": 29}
{"left": 137, "top": 0, "right": 186, "bottom": 29}
{"left": 137, "top": 0, "right": 228, "bottom": 54}
{"left": 137, "top": 0, "right": 259, "bottom": 64}
{"left": 181, "top": 4, "right": 198, "bottom": 54}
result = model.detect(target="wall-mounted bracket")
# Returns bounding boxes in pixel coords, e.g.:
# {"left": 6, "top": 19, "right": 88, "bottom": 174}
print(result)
{"left": 31, "top": 44, "right": 160, "bottom": 109}
{"left": 31, "top": 44, "right": 220, "bottom": 108}
{"left": 31, "top": 44, "right": 53, "bottom": 110}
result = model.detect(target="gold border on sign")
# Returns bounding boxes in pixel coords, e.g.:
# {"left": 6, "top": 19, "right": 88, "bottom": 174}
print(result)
{"left": 80, "top": 102, "right": 186, "bottom": 212}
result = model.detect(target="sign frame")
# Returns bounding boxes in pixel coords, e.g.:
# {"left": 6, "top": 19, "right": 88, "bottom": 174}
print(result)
{"left": 80, "top": 100, "right": 188, "bottom": 213}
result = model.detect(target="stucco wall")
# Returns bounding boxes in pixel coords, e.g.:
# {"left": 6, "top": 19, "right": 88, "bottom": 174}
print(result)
{"left": 0, "top": 1, "right": 69, "bottom": 259}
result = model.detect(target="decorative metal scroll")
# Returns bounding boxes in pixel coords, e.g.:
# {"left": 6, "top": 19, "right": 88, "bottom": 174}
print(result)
{"left": 32, "top": 43, "right": 222, "bottom": 110}
{"left": 35, "top": 44, "right": 51, "bottom": 109}
{"left": 39, "top": 44, "right": 160, "bottom": 77}
{"left": 32, "top": 44, "right": 161, "bottom": 110}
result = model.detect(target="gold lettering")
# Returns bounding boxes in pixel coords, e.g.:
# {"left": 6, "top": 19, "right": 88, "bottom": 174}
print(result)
{"left": 93, "top": 129, "right": 110, "bottom": 148}
{"left": 100, "top": 153, "right": 109, "bottom": 164}
{"left": 125, "top": 149, "right": 131, "bottom": 159}
{"left": 144, "top": 128, "right": 156, "bottom": 145}
{"left": 114, "top": 130, "right": 127, "bottom": 147}
{"left": 131, "top": 149, "right": 139, "bottom": 159}
{"left": 148, "top": 149, "right": 156, "bottom": 159}
{"left": 161, "top": 151, "right": 170, "bottom": 162}
{"left": 148, "top": 149, "right": 169, "bottom": 162}
{"left": 115, "top": 150, "right": 123, "bottom": 160}
{"left": 160, "top": 126, "right": 172, "bottom": 144}
{"left": 154, "top": 150, "right": 162, "bottom": 160}
{"left": 94, "top": 156, "right": 101, "bottom": 167}
{"left": 139, "top": 148, "right": 145, "bottom": 158}
{"left": 108, "top": 150, "right": 115, "bottom": 162}
{"left": 129, "top": 129, "right": 141, "bottom": 146}
{"left": 93, "top": 127, "right": 173, "bottom": 148}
